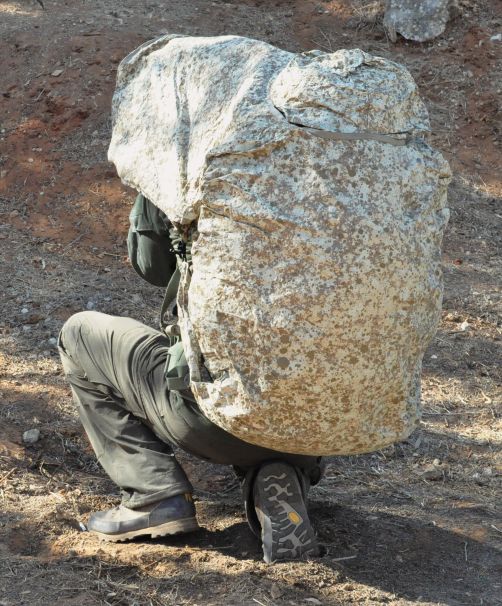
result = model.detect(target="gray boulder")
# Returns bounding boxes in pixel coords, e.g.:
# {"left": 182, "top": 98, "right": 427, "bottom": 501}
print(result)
{"left": 384, "top": 0, "right": 450, "bottom": 42}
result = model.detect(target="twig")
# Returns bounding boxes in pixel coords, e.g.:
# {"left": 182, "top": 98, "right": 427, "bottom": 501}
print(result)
{"left": 252, "top": 599, "right": 268, "bottom": 606}
{"left": 463, "top": 541, "right": 468, "bottom": 562}
{"left": 331, "top": 555, "right": 357, "bottom": 562}
{"left": 0, "top": 468, "right": 16, "bottom": 485}
{"left": 423, "top": 411, "right": 484, "bottom": 416}
{"left": 491, "top": 525, "right": 502, "bottom": 534}
{"left": 63, "top": 232, "right": 88, "bottom": 251}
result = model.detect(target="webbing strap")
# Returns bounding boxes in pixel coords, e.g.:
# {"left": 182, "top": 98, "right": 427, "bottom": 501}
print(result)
{"left": 303, "top": 127, "right": 409, "bottom": 146}
{"left": 160, "top": 225, "right": 195, "bottom": 334}
{"left": 165, "top": 375, "right": 189, "bottom": 391}
{"left": 160, "top": 266, "right": 181, "bottom": 331}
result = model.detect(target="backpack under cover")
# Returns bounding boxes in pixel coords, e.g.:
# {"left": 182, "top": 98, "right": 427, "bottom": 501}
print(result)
{"left": 108, "top": 35, "right": 451, "bottom": 455}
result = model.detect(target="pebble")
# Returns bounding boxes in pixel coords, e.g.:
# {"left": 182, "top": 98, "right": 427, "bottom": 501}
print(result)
{"left": 472, "top": 472, "right": 489, "bottom": 486}
{"left": 460, "top": 320, "right": 470, "bottom": 331}
{"left": 48, "top": 337, "right": 58, "bottom": 346}
{"left": 420, "top": 464, "right": 443, "bottom": 480}
{"left": 490, "top": 33, "right": 501, "bottom": 42}
{"left": 86, "top": 300, "right": 96, "bottom": 310}
{"left": 23, "top": 428, "right": 41, "bottom": 444}
{"left": 51, "top": 68, "right": 64, "bottom": 77}
{"left": 21, "top": 307, "right": 29, "bottom": 314}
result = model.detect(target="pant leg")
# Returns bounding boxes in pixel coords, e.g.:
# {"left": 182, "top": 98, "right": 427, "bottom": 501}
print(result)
{"left": 159, "top": 390, "right": 323, "bottom": 472}
{"left": 59, "top": 310, "right": 322, "bottom": 509}
{"left": 58, "top": 311, "right": 192, "bottom": 509}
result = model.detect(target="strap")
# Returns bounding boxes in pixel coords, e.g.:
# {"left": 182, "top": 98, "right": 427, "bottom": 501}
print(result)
{"left": 165, "top": 375, "right": 190, "bottom": 391}
{"left": 160, "top": 225, "right": 195, "bottom": 333}
{"left": 303, "top": 126, "right": 409, "bottom": 146}
{"left": 160, "top": 266, "right": 181, "bottom": 331}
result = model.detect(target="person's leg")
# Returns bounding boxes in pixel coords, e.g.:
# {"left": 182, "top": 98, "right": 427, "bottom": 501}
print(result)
{"left": 251, "top": 460, "right": 320, "bottom": 563}
{"left": 59, "top": 312, "right": 322, "bottom": 555}
{"left": 58, "top": 311, "right": 197, "bottom": 540}
{"left": 152, "top": 387, "right": 324, "bottom": 562}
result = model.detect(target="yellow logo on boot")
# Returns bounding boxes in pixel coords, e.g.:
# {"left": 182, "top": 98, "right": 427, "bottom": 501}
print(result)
{"left": 288, "top": 511, "right": 302, "bottom": 524}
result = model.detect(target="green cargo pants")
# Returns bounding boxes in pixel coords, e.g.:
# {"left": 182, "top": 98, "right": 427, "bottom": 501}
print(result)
{"left": 59, "top": 311, "right": 322, "bottom": 509}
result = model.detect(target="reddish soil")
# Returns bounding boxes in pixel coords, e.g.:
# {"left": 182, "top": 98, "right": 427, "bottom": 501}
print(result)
{"left": 0, "top": 1, "right": 501, "bottom": 605}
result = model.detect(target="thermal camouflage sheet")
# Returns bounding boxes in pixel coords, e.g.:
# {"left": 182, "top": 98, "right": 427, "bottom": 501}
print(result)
{"left": 109, "top": 35, "right": 451, "bottom": 455}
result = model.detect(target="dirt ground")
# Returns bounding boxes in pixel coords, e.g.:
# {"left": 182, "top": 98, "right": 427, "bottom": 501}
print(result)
{"left": 0, "top": 0, "right": 501, "bottom": 604}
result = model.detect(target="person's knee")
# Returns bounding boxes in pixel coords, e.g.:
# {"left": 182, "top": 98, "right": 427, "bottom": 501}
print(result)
{"left": 59, "top": 311, "right": 97, "bottom": 357}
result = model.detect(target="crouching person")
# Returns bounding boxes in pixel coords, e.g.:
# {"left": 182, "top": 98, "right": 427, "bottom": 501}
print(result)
{"left": 58, "top": 193, "right": 323, "bottom": 563}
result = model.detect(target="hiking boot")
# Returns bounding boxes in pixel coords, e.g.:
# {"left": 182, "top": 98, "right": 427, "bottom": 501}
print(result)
{"left": 87, "top": 493, "right": 199, "bottom": 542}
{"left": 253, "top": 462, "right": 319, "bottom": 563}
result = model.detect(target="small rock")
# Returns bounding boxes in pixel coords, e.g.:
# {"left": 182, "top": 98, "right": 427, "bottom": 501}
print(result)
{"left": 460, "top": 320, "right": 470, "bottom": 331}
{"left": 48, "top": 337, "right": 58, "bottom": 346}
{"left": 25, "top": 313, "right": 44, "bottom": 325}
{"left": 472, "top": 472, "right": 489, "bottom": 486}
{"left": 490, "top": 33, "right": 502, "bottom": 42}
{"left": 430, "top": 354, "right": 438, "bottom": 359}
{"left": 21, "top": 307, "right": 29, "bottom": 314}
{"left": 86, "top": 300, "right": 96, "bottom": 310}
{"left": 420, "top": 464, "right": 443, "bottom": 481}
{"left": 51, "top": 69, "right": 64, "bottom": 77}
{"left": 23, "top": 428, "right": 41, "bottom": 444}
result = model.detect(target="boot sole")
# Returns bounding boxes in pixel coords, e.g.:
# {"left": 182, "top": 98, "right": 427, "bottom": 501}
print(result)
{"left": 255, "top": 462, "right": 319, "bottom": 564}
{"left": 90, "top": 517, "right": 200, "bottom": 543}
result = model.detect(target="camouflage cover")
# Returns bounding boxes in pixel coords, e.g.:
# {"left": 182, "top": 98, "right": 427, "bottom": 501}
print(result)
{"left": 108, "top": 35, "right": 451, "bottom": 455}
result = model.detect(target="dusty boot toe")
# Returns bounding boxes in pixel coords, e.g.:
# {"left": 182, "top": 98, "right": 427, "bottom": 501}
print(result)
{"left": 87, "top": 494, "right": 199, "bottom": 542}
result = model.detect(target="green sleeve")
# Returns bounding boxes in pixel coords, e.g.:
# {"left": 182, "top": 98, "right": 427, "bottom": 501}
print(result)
{"left": 127, "top": 193, "right": 177, "bottom": 287}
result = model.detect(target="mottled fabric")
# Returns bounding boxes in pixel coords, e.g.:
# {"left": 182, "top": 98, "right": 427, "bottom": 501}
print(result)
{"left": 108, "top": 35, "right": 451, "bottom": 455}
{"left": 384, "top": 0, "right": 450, "bottom": 42}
